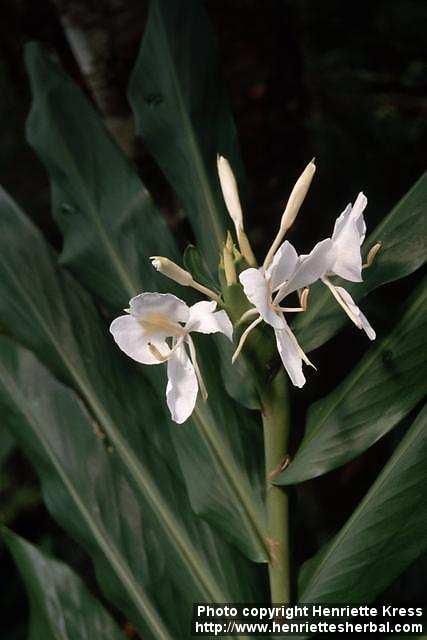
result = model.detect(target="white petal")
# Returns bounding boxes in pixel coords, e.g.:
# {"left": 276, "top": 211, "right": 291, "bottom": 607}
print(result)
{"left": 276, "top": 238, "right": 334, "bottom": 301}
{"left": 265, "top": 240, "right": 299, "bottom": 291}
{"left": 274, "top": 322, "right": 306, "bottom": 388}
{"left": 166, "top": 343, "right": 198, "bottom": 424}
{"left": 239, "top": 268, "right": 283, "bottom": 329}
{"left": 330, "top": 193, "right": 367, "bottom": 282}
{"left": 330, "top": 217, "right": 363, "bottom": 282}
{"left": 187, "top": 301, "right": 233, "bottom": 341}
{"left": 352, "top": 192, "right": 368, "bottom": 244}
{"left": 110, "top": 315, "right": 168, "bottom": 364}
{"left": 332, "top": 193, "right": 367, "bottom": 246}
{"left": 334, "top": 287, "right": 376, "bottom": 340}
{"left": 129, "top": 292, "right": 189, "bottom": 323}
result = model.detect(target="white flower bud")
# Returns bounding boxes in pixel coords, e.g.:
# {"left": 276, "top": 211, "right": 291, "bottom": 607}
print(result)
{"left": 150, "top": 257, "right": 193, "bottom": 286}
{"left": 217, "top": 155, "right": 243, "bottom": 232}
{"left": 280, "top": 159, "right": 316, "bottom": 232}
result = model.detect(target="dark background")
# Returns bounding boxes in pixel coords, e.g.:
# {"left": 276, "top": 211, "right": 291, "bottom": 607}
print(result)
{"left": 1, "top": 1, "right": 426, "bottom": 637}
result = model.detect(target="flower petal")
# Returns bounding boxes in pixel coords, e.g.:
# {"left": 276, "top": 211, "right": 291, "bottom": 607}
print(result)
{"left": 239, "top": 268, "right": 283, "bottom": 329}
{"left": 129, "top": 292, "right": 189, "bottom": 323}
{"left": 334, "top": 286, "right": 376, "bottom": 340}
{"left": 274, "top": 322, "right": 306, "bottom": 388}
{"left": 329, "top": 193, "right": 367, "bottom": 282}
{"left": 266, "top": 240, "right": 299, "bottom": 291}
{"left": 110, "top": 315, "right": 169, "bottom": 364}
{"left": 276, "top": 238, "right": 334, "bottom": 301}
{"left": 166, "top": 343, "right": 198, "bottom": 424}
{"left": 187, "top": 301, "right": 233, "bottom": 341}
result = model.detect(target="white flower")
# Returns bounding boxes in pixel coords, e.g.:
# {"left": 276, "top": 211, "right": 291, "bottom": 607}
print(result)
{"left": 110, "top": 293, "right": 233, "bottom": 424}
{"left": 235, "top": 239, "right": 334, "bottom": 387}
{"left": 321, "top": 193, "right": 376, "bottom": 340}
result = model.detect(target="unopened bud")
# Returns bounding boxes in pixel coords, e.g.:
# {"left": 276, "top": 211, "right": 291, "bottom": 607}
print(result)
{"left": 150, "top": 256, "right": 193, "bottom": 286}
{"left": 237, "top": 228, "right": 257, "bottom": 267}
{"left": 223, "top": 232, "right": 237, "bottom": 285}
{"left": 280, "top": 159, "right": 316, "bottom": 233}
{"left": 217, "top": 155, "right": 243, "bottom": 233}
{"left": 263, "top": 159, "right": 316, "bottom": 269}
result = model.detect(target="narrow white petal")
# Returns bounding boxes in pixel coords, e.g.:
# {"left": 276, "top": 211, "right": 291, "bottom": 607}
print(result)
{"left": 274, "top": 323, "right": 306, "bottom": 388}
{"left": 265, "top": 240, "right": 299, "bottom": 292}
{"left": 186, "top": 301, "right": 233, "bottom": 341}
{"left": 334, "top": 286, "right": 376, "bottom": 340}
{"left": 129, "top": 292, "right": 189, "bottom": 323}
{"left": 110, "top": 315, "right": 167, "bottom": 365}
{"left": 239, "top": 268, "right": 283, "bottom": 329}
{"left": 275, "top": 238, "right": 334, "bottom": 302}
{"left": 166, "top": 343, "right": 198, "bottom": 424}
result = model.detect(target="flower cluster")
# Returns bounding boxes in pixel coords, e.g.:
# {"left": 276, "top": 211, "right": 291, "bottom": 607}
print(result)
{"left": 110, "top": 157, "right": 380, "bottom": 423}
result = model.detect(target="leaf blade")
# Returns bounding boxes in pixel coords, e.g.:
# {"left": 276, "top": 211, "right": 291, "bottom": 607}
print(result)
{"left": 3, "top": 528, "right": 127, "bottom": 640}
{"left": 277, "top": 278, "right": 427, "bottom": 485}
{"left": 300, "top": 403, "right": 427, "bottom": 603}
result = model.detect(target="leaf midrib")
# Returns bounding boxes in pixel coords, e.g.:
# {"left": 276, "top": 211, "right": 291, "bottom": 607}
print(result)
{"left": 0, "top": 358, "right": 172, "bottom": 640}
{"left": 301, "top": 405, "right": 427, "bottom": 600}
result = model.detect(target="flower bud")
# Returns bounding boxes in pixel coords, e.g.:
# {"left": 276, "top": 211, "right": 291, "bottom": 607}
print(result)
{"left": 150, "top": 257, "right": 193, "bottom": 286}
{"left": 280, "top": 159, "right": 316, "bottom": 232}
{"left": 223, "top": 232, "right": 237, "bottom": 285}
{"left": 217, "top": 155, "right": 243, "bottom": 233}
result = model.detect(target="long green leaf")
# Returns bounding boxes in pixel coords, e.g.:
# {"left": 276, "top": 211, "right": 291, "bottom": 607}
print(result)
{"left": 24, "top": 42, "right": 268, "bottom": 563}
{"left": 277, "top": 278, "right": 427, "bottom": 485}
{"left": 25, "top": 42, "right": 179, "bottom": 310}
{"left": 0, "top": 338, "right": 174, "bottom": 639}
{"left": 299, "top": 403, "right": 427, "bottom": 602}
{"left": 294, "top": 172, "right": 427, "bottom": 352}
{"left": 129, "top": 0, "right": 244, "bottom": 271}
{"left": 3, "top": 528, "right": 126, "bottom": 640}
{"left": 0, "top": 187, "right": 261, "bottom": 629}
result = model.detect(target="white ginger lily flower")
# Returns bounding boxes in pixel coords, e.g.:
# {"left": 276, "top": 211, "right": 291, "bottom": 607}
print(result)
{"left": 236, "top": 238, "right": 334, "bottom": 387}
{"left": 110, "top": 293, "right": 233, "bottom": 424}
{"left": 321, "top": 192, "right": 377, "bottom": 340}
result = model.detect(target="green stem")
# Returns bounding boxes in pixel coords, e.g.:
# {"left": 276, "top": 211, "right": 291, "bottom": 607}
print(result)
{"left": 260, "top": 370, "right": 291, "bottom": 603}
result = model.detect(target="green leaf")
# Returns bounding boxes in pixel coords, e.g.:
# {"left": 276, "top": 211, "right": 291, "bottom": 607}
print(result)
{"left": 25, "top": 41, "right": 180, "bottom": 310}
{"left": 0, "top": 424, "right": 14, "bottom": 467}
{"left": 24, "top": 46, "right": 268, "bottom": 563}
{"left": 299, "top": 403, "right": 427, "bottom": 602}
{"left": 294, "top": 172, "right": 427, "bottom": 352}
{"left": 3, "top": 528, "right": 126, "bottom": 640}
{"left": 277, "top": 278, "right": 427, "bottom": 485}
{"left": 129, "top": 0, "right": 244, "bottom": 272}
{"left": 0, "top": 338, "right": 174, "bottom": 639}
{"left": 0, "top": 188, "right": 262, "bottom": 627}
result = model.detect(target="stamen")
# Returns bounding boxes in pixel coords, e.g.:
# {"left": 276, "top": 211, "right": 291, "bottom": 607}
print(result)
{"left": 148, "top": 342, "right": 171, "bottom": 362}
{"left": 232, "top": 316, "right": 263, "bottom": 363}
{"left": 187, "top": 336, "right": 208, "bottom": 401}
{"left": 363, "top": 242, "right": 382, "bottom": 269}
{"left": 237, "top": 308, "right": 260, "bottom": 325}
{"left": 321, "top": 276, "right": 362, "bottom": 328}
{"left": 148, "top": 336, "right": 185, "bottom": 362}
{"left": 274, "top": 288, "right": 309, "bottom": 313}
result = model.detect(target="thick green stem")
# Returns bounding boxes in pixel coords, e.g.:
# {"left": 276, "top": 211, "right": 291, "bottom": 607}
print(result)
{"left": 260, "top": 370, "right": 291, "bottom": 603}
